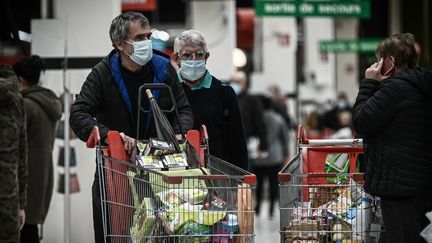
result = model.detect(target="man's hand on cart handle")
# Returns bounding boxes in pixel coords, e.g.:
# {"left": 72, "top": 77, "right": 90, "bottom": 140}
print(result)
{"left": 176, "top": 134, "right": 185, "bottom": 140}
{"left": 119, "top": 132, "right": 136, "bottom": 155}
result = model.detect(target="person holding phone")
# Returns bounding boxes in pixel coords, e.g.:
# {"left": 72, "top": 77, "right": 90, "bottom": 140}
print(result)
{"left": 353, "top": 33, "right": 432, "bottom": 242}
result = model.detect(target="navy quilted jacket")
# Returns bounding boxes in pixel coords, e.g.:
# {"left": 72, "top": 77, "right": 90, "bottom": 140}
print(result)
{"left": 353, "top": 67, "right": 432, "bottom": 197}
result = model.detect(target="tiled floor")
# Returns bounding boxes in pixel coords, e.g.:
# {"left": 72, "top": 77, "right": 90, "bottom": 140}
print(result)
{"left": 254, "top": 199, "right": 280, "bottom": 243}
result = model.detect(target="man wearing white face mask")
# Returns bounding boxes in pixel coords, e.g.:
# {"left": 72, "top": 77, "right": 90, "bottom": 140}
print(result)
{"left": 70, "top": 12, "right": 193, "bottom": 243}
{"left": 172, "top": 30, "right": 248, "bottom": 170}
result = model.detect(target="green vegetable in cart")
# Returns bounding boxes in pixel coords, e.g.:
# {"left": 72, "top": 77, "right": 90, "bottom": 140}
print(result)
{"left": 175, "top": 220, "right": 211, "bottom": 243}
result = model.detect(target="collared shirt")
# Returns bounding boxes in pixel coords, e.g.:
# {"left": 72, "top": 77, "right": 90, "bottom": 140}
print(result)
{"left": 177, "top": 70, "right": 212, "bottom": 90}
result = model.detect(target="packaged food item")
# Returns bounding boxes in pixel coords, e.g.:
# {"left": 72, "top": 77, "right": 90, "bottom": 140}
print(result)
{"left": 127, "top": 171, "right": 156, "bottom": 242}
{"left": 327, "top": 196, "right": 352, "bottom": 217}
{"left": 285, "top": 218, "right": 320, "bottom": 241}
{"left": 176, "top": 220, "right": 211, "bottom": 243}
{"left": 203, "top": 193, "right": 228, "bottom": 211}
{"left": 160, "top": 202, "right": 226, "bottom": 234}
{"left": 351, "top": 197, "right": 372, "bottom": 240}
{"left": 212, "top": 214, "right": 239, "bottom": 243}
{"left": 292, "top": 201, "right": 312, "bottom": 219}
{"left": 157, "top": 188, "right": 208, "bottom": 208}
{"left": 136, "top": 155, "right": 165, "bottom": 169}
{"left": 162, "top": 152, "right": 189, "bottom": 169}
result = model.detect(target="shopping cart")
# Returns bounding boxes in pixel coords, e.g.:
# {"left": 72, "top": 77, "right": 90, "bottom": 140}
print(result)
{"left": 278, "top": 125, "right": 384, "bottom": 243}
{"left": 86, "top": 84, "right": 256, "bottom": 243}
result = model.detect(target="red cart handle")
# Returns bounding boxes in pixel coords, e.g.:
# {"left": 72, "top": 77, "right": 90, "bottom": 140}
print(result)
{"left": 86, "top": 126, "right": 100, "bottom": 148}
{"left": 297, "top": 124, "right": 307, "bottom": 144}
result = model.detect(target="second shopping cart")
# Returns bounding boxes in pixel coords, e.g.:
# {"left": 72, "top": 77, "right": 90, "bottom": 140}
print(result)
{"left": 278, "top": 125, "right": 384, "bottom": 243}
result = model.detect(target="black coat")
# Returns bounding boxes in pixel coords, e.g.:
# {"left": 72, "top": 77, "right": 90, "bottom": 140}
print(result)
{"left": 70, "top": 50, "right": 193, "bottom": 142}
{"left": 182, "top": 76, "right": 249, "bottom": 170}
{"left": 353, "top": 67, "right": 432, "bottom": 197}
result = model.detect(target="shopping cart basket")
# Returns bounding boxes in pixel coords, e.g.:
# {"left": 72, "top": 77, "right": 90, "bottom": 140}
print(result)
{"left": 277, "top": 125, "right": 384, "bottom": 243}
{"left": 86, "top": 83, "right": 256, "bottom": 243}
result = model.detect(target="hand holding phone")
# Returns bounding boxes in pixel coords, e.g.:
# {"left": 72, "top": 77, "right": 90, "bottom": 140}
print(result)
{"left": 381, "top": 57, "right": 395, "bottom": 76}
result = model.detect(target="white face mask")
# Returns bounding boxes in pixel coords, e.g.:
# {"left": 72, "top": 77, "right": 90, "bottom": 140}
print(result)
{"left": 125, "top": 39, "right": 153, "bottom": 66}
{"left": 179, "top": 60, "right": 207, "bottom": 81}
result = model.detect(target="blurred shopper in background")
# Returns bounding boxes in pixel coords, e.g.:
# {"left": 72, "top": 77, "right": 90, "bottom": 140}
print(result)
{"left": 302, "top": 110, "right": 322, "bottom": 139}
{"left": 172, "top": 30, "right": 248, "bottom": 170}
{"left": 230, "top": 71, "right": 268, "bottom": 170}
{"left": 353, "top": 33, "right": 432, "bottom": 243}
{"left": 267, "top": 84, "right": 293, "bottom": 128}
{"left": 321, "top": 91, "right": 352, "bottom": 132}
{"left": 13, "top": 55, "right": 62, "bottom": 243}
{"left": 328, "top": 111, "right": 353, "bottom": 139}
{"left": 253, "top": 95, "right": 289, "bottom": 219}
{"left": 0, "top": 64, "right": 27, "bottom": 243}
{"left": 69, "top": 12, "right": 193, "bottom": 242}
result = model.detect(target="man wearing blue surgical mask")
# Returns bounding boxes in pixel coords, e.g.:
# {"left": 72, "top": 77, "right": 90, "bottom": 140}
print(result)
{"left": 172, "top": 30, "right": 248, "bottom": 170}
{"left": 70, "top": 12, "right": 193, "bottom": 243}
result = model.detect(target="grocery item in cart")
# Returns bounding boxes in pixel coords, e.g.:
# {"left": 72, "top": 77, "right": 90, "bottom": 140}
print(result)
{"left": 127, "top": 171, "right": 157, "bottom": 241}
{"left": 157, "top": 188, "right": 208, "bottom": 208}
{"left": 136, "top": 155, "right": 165, "bottom": 168}
{"left": 283, "top": 218, "right": 320, "bottom": 242}
{"left": 162, "top": 152, "right": 188, "bottom": 168}
{"left": 149, "top": 168, "right": 210, "bottom": 194}
{"left": 176, "top": 221, "right": 212, "bottom": 243}
{"left": 139, "top": 138, "right": 176, "bottom": 156}
{"left": 159, "top": 202, "right": 226, "bottom": 233}
{"left": 212, "top": 214, "right": 239, "bottom": 243}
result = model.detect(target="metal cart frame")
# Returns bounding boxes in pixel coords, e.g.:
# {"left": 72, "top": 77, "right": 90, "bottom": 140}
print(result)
{"left": 87, "top": 125, "right": 256, "bottom": 243}
{"left": 278, "top": 125, "right": 384, "bottom": 243}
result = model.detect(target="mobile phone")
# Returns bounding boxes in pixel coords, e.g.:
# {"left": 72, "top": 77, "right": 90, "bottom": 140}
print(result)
{"left": 381, "top": 57, "right": 395, "bottom": 76}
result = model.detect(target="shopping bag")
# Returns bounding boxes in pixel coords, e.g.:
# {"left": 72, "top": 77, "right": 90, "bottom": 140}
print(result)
{"left": 237, "top": 183, "right": 254, "bottom": 243}
{"left": 57, "top": 146, "right": 77, "bottom": 167}
{"left": 55, "top": 120, "right": 77, "bottom": 140}
{"left": 57, "top": 173, "right": 80, "bottom": 194}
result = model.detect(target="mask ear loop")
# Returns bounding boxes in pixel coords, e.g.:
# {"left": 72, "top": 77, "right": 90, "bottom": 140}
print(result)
{"left": 123, "top": 41, "right": 134, "bottom": 57}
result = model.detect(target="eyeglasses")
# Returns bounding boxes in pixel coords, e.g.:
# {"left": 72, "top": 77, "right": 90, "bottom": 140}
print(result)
{"left": 179, "top": 51, "right": 207, "bottom": 60}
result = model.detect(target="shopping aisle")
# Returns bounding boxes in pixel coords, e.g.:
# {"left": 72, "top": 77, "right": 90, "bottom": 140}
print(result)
{"left": 255, "top": 198, "right": 280, "bottom": 242}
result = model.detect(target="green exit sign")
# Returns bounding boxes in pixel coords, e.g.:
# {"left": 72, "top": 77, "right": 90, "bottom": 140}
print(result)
{"left": 319, "top": 39, "right": 381, "bottom": 53}
{"left": 255, "top": 0, "right": 371, "bottom": 19}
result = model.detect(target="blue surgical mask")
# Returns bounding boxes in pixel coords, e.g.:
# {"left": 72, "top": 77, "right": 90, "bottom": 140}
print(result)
{"left": 230, "top": 82, "right": 241, "bottom": 95}
{"left": 179, "top": 60, "right": 207, "bottom": 81}
{"left": 125, "top": 40, "right": 153, "bottom": 66}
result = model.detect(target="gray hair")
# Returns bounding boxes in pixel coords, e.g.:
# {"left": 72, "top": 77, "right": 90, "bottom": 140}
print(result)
{"left": 173, "top": 30, "right": 207, "bottom": 53}
{"left": 109, "top": 12, "right": 150, "bottom": 48}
